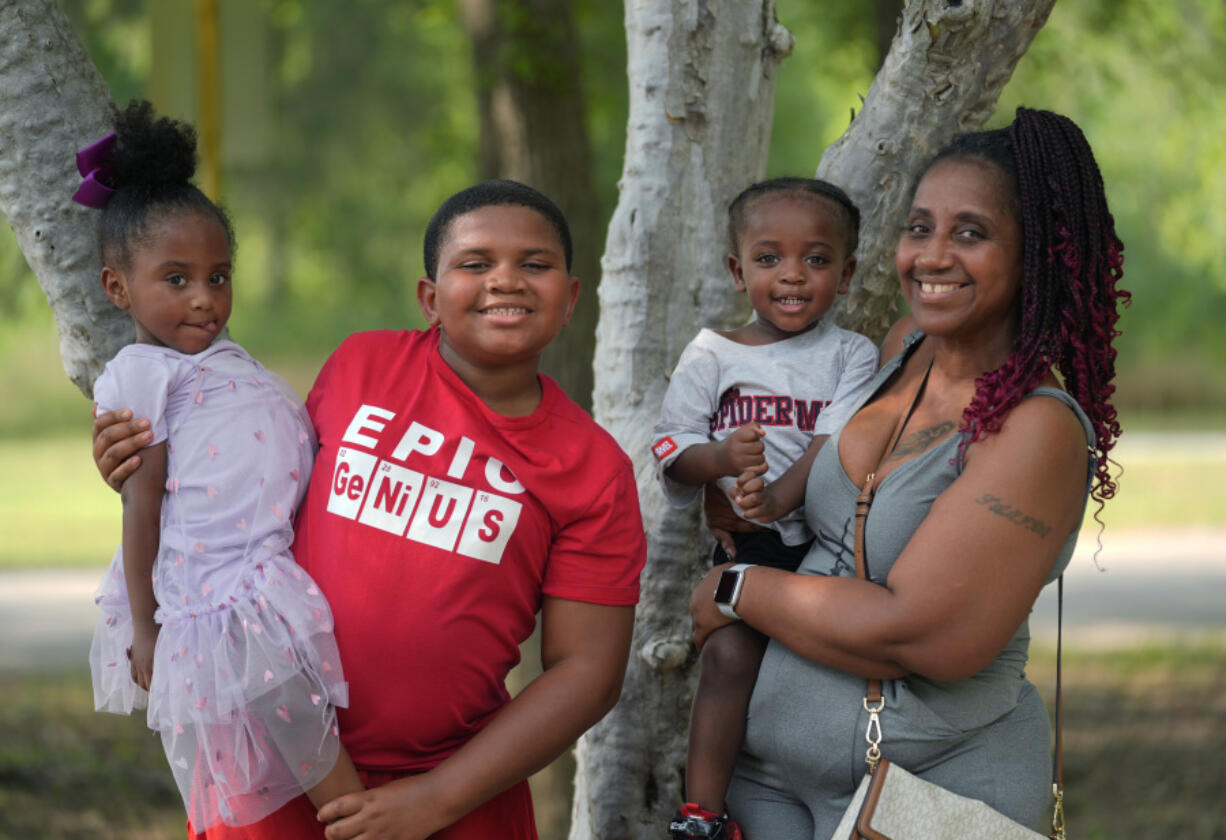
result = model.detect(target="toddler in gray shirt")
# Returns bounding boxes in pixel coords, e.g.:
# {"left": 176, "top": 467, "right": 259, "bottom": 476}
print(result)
{"left": 654, "top": 178, "right": 878, "bottom": 840}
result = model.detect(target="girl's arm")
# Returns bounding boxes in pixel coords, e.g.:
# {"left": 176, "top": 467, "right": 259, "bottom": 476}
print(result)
{"left": 317, "top": 598, "right": 635, "bottom": 840}
{"left": 692, "top": 394, "right": 1088, "bottom": 682}
{"left": 120, "top": 441, "right": 167, "bottom": 690}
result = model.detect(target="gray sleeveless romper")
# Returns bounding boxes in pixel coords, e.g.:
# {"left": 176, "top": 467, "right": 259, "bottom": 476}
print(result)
{"left": 725, "top": 333, "right": 1096, "bottom": 839}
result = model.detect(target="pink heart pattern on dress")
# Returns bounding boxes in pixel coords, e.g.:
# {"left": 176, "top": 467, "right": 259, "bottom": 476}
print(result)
{"left": 275, "top": 705, "right": 291, "bottom": 723}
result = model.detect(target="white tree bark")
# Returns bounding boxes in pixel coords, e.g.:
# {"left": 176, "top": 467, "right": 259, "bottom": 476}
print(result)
{"left": 0, "top": 0, "right": 126, "bottom": 396}
{"left": 572, "top": 2, "right": 792, "bottom": 838}
{"left": 822, "top": 0, "right": 1057, "bottom": 341}
{"left": 576, "top": 1, "right": 1054, "bottom": 838}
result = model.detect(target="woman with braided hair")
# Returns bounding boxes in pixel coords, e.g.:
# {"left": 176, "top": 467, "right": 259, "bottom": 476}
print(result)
{"left": 689, "top": 107, "right": 1128, "bottom": 838}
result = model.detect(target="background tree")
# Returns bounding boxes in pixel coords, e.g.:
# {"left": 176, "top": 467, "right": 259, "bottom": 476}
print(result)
{"left": 569, "top": 1, "right": 793, "bottom": 835}
{"left": 458, "top": 0, "right": 601, "bottom": 407}
{"left": 0, "top": 0, "right": 125, "bottom": 395}
{"left": 575, "top": 1, "right": 1055, "bottom": 836}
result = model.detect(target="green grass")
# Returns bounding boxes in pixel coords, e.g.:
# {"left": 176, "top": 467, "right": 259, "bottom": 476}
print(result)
{"left": 0, "top": 670, "right": 185, "bottom": 839}
{"left": 1089, "top": 447, "right": 1226, "bottom": 530}
{"left": 1, "top": 426, "right": 1224, "bottom": 571}
{"left": 1, "top": 645, "right": 1221, "bottom": 840}
{"left": 0, "top": 436, "right": 118, "bottom": 568}
{"left": 1028, "top": 642, "right": 1226, "bottom": 840}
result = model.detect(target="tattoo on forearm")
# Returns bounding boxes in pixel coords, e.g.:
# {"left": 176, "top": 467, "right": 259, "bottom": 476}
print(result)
{"left": 885, "top": 421, "right": 955, "bottom": 461}
{"left": 975, "top": 493, "right": 1052, "bottom": 538}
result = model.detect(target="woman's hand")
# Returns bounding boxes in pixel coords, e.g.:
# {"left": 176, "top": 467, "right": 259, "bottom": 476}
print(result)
{"left": 690, "top": 562, "right": 739, "bottom": 650}
{"left": 92, "top": 408, "right": 152, "bottom": 490}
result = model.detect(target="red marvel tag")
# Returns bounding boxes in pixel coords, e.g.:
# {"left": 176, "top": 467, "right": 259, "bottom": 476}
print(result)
{"left": 651, "top": 436, "right": 678, "bottom": 461}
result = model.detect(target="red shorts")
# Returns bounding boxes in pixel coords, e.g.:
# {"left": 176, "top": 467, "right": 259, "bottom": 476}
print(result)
{"left": 187, "top": 769, "right": 537, "bottom": 840}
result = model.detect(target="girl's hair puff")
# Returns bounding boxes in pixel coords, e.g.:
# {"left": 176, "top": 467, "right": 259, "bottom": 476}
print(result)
{"left": 726, "top": 177, "right": 861, "bottom": 257}
{"left": 99, "top": 100, "right": 235, "bottom": 269}
{"left": 921, "top": 107, "right": 1130, "bottom": 507}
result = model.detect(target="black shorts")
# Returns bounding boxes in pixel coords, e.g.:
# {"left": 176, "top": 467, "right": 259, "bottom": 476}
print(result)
{"left": 711, "top": 529, "right": 812, "bottom": 572}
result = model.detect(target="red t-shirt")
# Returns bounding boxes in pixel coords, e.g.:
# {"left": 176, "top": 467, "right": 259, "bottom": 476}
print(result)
{"left": 291, "top": 329, "right": 645, "bottom": 773}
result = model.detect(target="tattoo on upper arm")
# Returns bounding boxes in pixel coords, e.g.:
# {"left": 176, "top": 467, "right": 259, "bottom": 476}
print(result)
{"left": 975, "top": 493, "right": 1052, "bottom": 538}
{"left": 885, "top": 421, "right": 955, "bottom": 461}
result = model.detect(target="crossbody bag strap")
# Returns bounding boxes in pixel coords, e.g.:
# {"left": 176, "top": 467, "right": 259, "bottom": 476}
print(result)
{"left": 855, "top": 358, "right": 933, "bottom": 709}
{"left": 1051, "top": 574, "right": 1066, "bottom": 839}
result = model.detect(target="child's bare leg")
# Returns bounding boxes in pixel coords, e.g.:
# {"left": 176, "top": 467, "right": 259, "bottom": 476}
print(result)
{"left": 306, "top": 743, "right": 364, "bottom": 811}
{"left": 686, "top": 621, "right": 769, "bottom": 813}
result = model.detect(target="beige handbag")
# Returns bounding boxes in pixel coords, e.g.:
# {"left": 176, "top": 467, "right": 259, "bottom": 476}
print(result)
{"left": 829, "top": 360, "right": 1066, "bottom": 840}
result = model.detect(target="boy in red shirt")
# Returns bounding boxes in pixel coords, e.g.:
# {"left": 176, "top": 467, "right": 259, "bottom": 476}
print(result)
{"left": 93, "top": 180, "right": 647, "bottom": 840}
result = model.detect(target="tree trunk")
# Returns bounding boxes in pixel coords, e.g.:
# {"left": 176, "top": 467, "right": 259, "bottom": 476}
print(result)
{"left": 0, "top": 0, "right": 125, "bottom": 396}
{"left": 575, "top": 1, "right": 1055, "bottom": 837}
{"left": 823, "top": 0, "right": 1057, "bottom": 343}
{"left": 571, "top": 3, "right": 793, "bottom": 837}
{"left": 457, "top": 0, "right": 601, "bottom": 410}
{"left": 874, "top": 0, "right": 904, "bottom": 70}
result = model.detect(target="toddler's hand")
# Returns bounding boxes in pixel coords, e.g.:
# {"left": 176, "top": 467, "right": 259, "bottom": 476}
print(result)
{"left": 732, "top": 469, "right": 782, "bottom": 523}
{"left": 718, "top": 423, "right": 767, "bottom": 477}
{"left": 129, "top": 620, "right": 159, "bottom": 691}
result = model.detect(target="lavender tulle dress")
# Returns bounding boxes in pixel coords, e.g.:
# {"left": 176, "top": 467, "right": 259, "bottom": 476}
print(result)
{"left": 89, "top": 339, "right": 349, "bottom": 830}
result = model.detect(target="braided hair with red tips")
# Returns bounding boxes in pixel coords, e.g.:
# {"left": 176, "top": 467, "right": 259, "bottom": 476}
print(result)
{"left": 920, "top": 108, "right": 1130, "bottom": 508}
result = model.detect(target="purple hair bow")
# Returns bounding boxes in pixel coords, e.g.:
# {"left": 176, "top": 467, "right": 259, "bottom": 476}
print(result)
{"left": 72, "top": 132, "right": 117, "bottom": 209}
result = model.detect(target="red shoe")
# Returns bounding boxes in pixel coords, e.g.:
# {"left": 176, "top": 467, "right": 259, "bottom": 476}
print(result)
{"left": 668, "top": 802, "right": 745, "bottom": 840}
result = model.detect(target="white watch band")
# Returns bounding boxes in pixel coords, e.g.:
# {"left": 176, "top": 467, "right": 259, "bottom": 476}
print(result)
{"left": 715, "top": 562, "right": 754, "bottom": 620}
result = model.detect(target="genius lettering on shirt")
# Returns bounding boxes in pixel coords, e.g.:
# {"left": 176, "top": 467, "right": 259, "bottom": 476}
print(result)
{"left": 327, "top": 404, "right": 525, "bottom": 564}
{"left": 711, "top": 387, "right": 830, "bottom": 434}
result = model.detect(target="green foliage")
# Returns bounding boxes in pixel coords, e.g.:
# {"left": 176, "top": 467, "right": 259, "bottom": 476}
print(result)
{"left": 995, "top": 0, "right": 1226, "bottom": 369}
{"left": 3, "top": 1, "right": 1223, "bottom": 415}
{"left": 768, "top": 1, "right": 879, "bottom": 177}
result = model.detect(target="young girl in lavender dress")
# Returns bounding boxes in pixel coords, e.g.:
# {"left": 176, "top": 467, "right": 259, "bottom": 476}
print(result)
{"left": 83, "top": 101, "right": 363, "bottom": 833}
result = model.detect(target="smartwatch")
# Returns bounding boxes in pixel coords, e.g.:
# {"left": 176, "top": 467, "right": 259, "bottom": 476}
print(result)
{"left": 713, "top": 563, "right": 754, "bottom": 620}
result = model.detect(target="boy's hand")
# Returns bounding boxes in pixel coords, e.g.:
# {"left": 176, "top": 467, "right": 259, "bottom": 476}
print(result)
{"left": 129, "top": 620, "right": 159, "bottom": 691}
{"left": 716, "top": 423, "right": 767, "bottom": 477}
{"left": 319, "top": 776, "right": 445, "bottom": 840}
{"left": 731, "top": 469, "right": 785, "bottom": 523}
{"left": 92, "top": 408, "right": 152, "bottom": 491}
